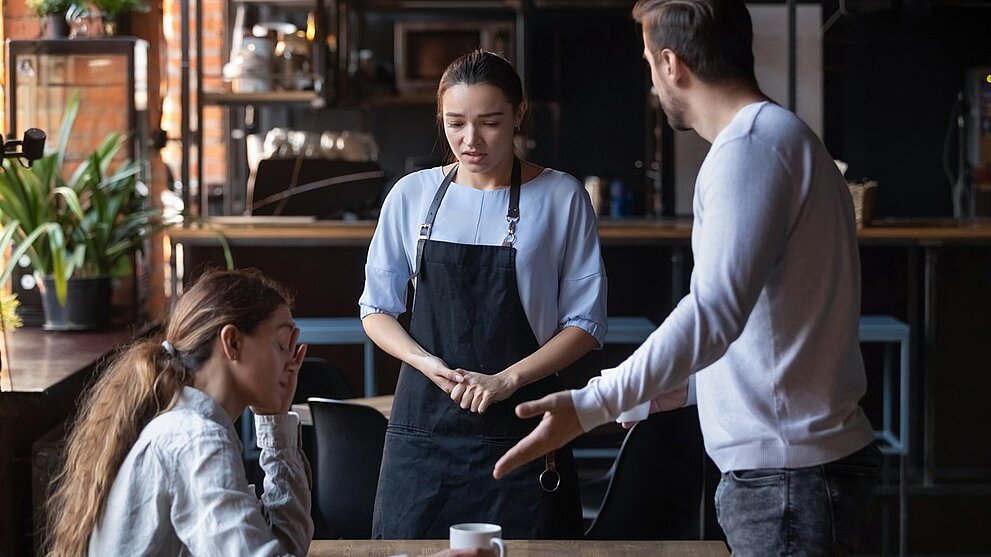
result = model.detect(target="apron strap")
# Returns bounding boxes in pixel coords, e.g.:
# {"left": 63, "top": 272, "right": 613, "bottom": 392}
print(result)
{"left": 502, "top": 157, "right": 522, "bottom": 247}
{"left": 412, "top": 164, "right": 459, "bottom": 279}
{"left": 413, "top": 158, "right": 523, "bottom": 277}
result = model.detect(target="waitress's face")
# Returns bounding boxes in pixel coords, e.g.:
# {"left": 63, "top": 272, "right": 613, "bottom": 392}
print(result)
{"left": 441, "top": 83, "right": 521, "bottom": 175}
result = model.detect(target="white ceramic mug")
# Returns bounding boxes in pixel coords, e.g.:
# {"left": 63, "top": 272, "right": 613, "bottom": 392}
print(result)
{"left": 450, "top": 523, "right": 506, "bottom": 556}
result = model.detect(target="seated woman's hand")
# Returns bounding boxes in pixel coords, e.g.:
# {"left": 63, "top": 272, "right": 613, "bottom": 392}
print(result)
{"left": 250, "top": 328, "right": 307, "bottom": 415}
{"left": 450, "top": 371, "right": 517, "bottom": 414}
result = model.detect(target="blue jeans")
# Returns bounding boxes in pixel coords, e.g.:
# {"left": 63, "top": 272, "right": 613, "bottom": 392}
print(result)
{"left": 715, "top": 443, "right": 882, "bottom": 557}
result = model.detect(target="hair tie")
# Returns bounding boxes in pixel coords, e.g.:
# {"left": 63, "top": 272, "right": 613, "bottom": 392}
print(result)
{"left": 161, "top": 340, "right": 178, "bottom": 357}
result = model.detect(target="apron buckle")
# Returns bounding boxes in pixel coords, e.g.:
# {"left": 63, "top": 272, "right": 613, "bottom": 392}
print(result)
{"left": 418, "top": 223, "right": 432, "bottom": 240}
{"left": 502, "top": 216, "right": 519, "bottom": 247}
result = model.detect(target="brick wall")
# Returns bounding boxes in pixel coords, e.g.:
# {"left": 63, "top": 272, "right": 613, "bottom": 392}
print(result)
{"left": 160, "top": 0, "right": 227, "bottom": 200}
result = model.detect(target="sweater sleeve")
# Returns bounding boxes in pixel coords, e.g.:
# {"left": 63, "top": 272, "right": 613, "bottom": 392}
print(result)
{"left": 572, "top": 137, "right": 794, "bottom": 431}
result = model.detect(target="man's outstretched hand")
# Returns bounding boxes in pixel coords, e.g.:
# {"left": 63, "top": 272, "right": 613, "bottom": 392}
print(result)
{"left": 493, "top": 391, "right": 584, "bottom": 480}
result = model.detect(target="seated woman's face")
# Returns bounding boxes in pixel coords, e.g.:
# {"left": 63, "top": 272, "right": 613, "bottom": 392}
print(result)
{"left": 441, "top": 83, "right": 520, "bottom": 176}
{"left": 233, "top": 305, "right": 298, "bottom": 411}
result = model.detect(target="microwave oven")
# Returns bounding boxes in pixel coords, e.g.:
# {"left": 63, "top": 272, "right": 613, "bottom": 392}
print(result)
{"left": 394, "top": 20, "right": 515, "bottom": 94}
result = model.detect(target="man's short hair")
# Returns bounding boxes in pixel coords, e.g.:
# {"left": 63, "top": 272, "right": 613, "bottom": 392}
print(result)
{"left": 633, "top": 0, "right": 758, "bottom": 87}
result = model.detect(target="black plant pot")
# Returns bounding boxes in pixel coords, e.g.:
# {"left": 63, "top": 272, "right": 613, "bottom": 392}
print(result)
{"left": 43, "top": 14, "right": 70, "bottom": 38}
{"left": 39, "top": 276, "right": 111, "bottom": 331}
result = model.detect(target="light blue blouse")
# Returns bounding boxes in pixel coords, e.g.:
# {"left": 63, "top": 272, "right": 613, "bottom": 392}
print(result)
{"left": 359, "top": 166, "right": 607, "bottom": 348}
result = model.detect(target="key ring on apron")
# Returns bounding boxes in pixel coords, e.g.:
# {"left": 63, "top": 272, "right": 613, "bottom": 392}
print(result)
{"left": 539, "top": 451, "right": 561, "bottom": 492}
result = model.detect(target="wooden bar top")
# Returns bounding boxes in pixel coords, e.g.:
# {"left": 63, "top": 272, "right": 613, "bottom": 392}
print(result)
{"left": 307, "top": 539, "right": 730, "bottom": 556}
{"left": 167, "top": 217, "right": 991, "bottom": 247}
{"left": 0, "top": 327, "right": 134, "bottom": 395}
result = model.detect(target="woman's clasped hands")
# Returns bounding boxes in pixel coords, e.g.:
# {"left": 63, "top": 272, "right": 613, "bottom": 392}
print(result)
{"left": 450, "top": 370, "right": 518, "bottom": 414}
{"left": 413, "top": 352, "right": 519, "bottom": 414}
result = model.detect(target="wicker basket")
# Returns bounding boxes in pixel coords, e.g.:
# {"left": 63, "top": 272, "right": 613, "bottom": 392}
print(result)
{"left": 848, "top": 181, "right": 878, "bottom": 229}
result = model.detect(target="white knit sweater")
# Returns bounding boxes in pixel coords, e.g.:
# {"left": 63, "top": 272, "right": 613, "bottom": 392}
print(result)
{"left": 573, "top": 102, "right": 875, "bottom": 471}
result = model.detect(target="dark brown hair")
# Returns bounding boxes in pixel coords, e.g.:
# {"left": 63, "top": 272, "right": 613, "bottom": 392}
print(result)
{"left": 45, "top": 268, "right": 291, "bottom": 557}
{"left": 633, "top": 0, "right": 758, "bottom": 88}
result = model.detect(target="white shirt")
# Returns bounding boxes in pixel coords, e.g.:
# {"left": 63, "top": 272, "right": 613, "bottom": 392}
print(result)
{"left": 360, "top": 166, "right": 608, "bottom": 348}
{"left": 89, "top": 386, "right": 313, "bottom": 556}
{"left": 573, "top": 102, "right": 875, "bottom": 471}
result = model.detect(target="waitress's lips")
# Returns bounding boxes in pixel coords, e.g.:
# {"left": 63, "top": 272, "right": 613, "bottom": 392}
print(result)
{"left": 463, "top": 152, "right": 486, "bottom": 162}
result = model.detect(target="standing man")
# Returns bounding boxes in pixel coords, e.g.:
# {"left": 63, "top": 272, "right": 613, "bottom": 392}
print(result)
{"left": 494, "top": 0, "right": 881, "bottom": 554}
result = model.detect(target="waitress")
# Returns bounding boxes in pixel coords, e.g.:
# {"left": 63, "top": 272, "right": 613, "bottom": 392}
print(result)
{"left": 359, "top": 50, "right": 606, "bottom": 539}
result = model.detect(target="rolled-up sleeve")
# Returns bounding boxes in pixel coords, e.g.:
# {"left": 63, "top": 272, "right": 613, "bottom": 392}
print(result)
{"left": 171, "top": 413, "right": 312, "bottom": 557}
{"left": 359, "top": 183, "right": 413, "bottom": 319}
{"left": 558, "top": 188, "right": 608, "bottom": 347}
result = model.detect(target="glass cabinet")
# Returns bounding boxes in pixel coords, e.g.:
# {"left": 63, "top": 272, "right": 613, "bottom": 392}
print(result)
{"left": 5, "top": 38, "right": 149, "bottom": 171}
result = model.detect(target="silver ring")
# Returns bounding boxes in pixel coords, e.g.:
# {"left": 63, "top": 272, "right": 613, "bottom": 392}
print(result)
{"left": 539, "top": 469, "right": 561, "bottom": 493}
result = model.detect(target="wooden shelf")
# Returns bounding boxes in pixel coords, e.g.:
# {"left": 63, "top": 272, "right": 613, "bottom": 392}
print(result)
{"left": 201, "top": 90, "right": 324, "bottom": 107}
{"left": 231, "top": 0, "right": 318, "bottom": 5}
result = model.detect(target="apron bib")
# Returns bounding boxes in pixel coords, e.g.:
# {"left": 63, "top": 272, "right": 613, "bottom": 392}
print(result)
{"left": 372, "top": 160, "right": 582, "bottom": 539}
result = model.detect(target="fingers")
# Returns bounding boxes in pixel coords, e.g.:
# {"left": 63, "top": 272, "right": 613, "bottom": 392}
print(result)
{"left": 513, "top": 392, "right": 560, "bottom": 419}
{"left": 494, "top": 392, "right": 580, "bottom": 479}
{"left": 293, "top": 343, "right": 308, "bottom": 367}
{"left": 459, "top": 385, "right": 474, "bottom": 410}
{"left": 470, "top": 389, "right": 484, "bottom": 413}
{"left": 478, "top": 392, "right": 493, "bottom": 414}
{"left": 450, "top": 382, "right": 466, "bottom": 403}
{"left": 440, "top": 368, "right": 465, "bottom": 384}
{"left": 493, "top": 422, "right": 552, "bottom": 480}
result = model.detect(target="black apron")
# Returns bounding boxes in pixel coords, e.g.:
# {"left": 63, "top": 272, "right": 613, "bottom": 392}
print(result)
{"left": 372, "top": 160, "right": 583, "bottom": 540}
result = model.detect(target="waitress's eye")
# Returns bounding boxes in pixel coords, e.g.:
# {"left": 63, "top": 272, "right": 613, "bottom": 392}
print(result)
{"left": 446, "top": 121, "right": 463, "bottom": 128}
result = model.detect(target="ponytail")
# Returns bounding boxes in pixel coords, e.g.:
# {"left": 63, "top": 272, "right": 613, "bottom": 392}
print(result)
{"left": 44, "top": 339, "right": 191, "bottom": 557}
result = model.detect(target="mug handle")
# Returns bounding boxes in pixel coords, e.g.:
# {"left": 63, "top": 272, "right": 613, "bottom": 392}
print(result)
{"left": 490, "top": 537, "right": 505, "bottom": 557}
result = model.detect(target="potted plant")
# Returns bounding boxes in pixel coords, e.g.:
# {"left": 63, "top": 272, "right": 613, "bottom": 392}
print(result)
{"left": 89, "top": 0, "right": 149, "bottom": 35}
{"left": 25, "top": 0, "right": 73, "bottom": 38}
{"left": 0, "top": 223, "right": 45, "bottom": 372}
{"left": 0, "top": 91, "right": 167, "bottom": 330}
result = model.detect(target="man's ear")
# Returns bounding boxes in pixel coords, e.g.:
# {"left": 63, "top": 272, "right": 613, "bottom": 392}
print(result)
{"left": 219, "top": 324, "right": 241, "bottom": 361}
{"left": 660, "top": 48, "right": 680, "bottom": 82}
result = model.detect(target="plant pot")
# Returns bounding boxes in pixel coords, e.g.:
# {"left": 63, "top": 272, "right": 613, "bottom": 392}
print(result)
{"left": 39, "top": 276, "right": 111, "bottom": 331}
{"left": 42, "top": 14, "right": 70, "bottom": 38}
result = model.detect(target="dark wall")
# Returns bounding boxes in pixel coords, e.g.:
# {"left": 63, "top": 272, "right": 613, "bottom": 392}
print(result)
{"left": 822, "top": 1, "right": 991, "bottom": 217}
{"left": 527, "top": 7, "right": 648, "bottom": 193}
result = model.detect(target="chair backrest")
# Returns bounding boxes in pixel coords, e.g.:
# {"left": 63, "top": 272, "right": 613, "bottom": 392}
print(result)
{"left": 307, "top": 397, "right": 388, "bottom": 539}
{"left": 584, "top": 406, "right": 704, "bottom": 540}
{"left": 294, "top": 357, "right": 354, "bottom": 404}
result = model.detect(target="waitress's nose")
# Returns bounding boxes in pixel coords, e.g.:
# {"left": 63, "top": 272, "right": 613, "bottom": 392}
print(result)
{"left": 464, "top": 125, "right": 482, "bottom": 147}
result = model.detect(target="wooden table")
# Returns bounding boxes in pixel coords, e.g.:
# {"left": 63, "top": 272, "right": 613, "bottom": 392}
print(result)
{"left": 0, "top": 327, "right": 136, "bottom": 556}
{"left": 307, "top": 539, "right": 729, "bottom": 556}
{"left": 293, "top": 394, "right": 394, "bottom": 425}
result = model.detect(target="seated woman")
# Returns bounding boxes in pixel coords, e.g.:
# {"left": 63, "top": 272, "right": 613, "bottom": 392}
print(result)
{"left": 44, "top": 268, "right": 491, "bottom": 557}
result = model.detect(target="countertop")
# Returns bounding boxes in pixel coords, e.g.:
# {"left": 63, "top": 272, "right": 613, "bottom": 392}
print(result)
{"left": 166, "top": 217, "right": 991, "bottom": 246}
